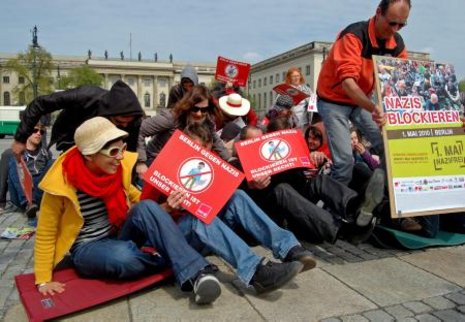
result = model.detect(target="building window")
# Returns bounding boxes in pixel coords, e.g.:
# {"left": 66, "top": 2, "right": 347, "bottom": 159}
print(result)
{"left": 282, "top": 72, "right": 286, "bottom": 82}
{"left": 159, "top": 92, "right": 166, "bottom": 108}
{"left": 264, "top": 92, "right": 267, "bottom": 108}
{"left": 3, "top": 92, "right": 10, "bottom": 105}
{"left": 18, "top": 76, "right": 25, "bottom": 84}
{"left": 200, "top": 82, "right": 205, "bottom": 86}
{"left": 19, "top": 92, "right": 26, "bottom": 105}
{"left": 298, "top": 67, "right": 302, "bottom": 73}
{"left": 144, "top": 93, "right": 150, "bottom": 108}
{"left": 306, "top": 65, "right": 311, "bottom": 76}
{"left": 258, "top": 79, "right": 262, "bottom": 88}
{"left": 270, "top": 75, "right": 273, "bottom": 84}
{"left": 276, "top": 73, "right": 280, "bottom": 83}
{"left": 144, "top": 78, "right": 151, "bottom": 87}
{"left": 127, "top": 77, "right": 135, "bottom": 86}
{"left": 3, "top": 76, "right": 10, "bottom": 84}
{"left": 253, "top": 94, "right": 256, "bottom": 106}
{"left": 264, "top": 77, "right": 267, "bottom": 86}
{"left": 158, "top": 78, "right": 167, "bottom": 87}
{"left": 270, "top": 91, "right": 273, "bottom": 105}
{"left": 258, "top": 93, "right": 261, "bottom": 110}
{"left": 253, "top": 80, "right": 256, "bottom": 89}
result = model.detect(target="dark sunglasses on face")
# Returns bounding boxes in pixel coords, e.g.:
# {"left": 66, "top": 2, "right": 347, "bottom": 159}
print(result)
{"left": 32, "top": 128, "right": 45, "bottom": 135}
{"left": 388, "top": 20, "right": 407, "bottom": 28}
{"left": 190, "top": 106, "right": 209, "bottom": 114}
{"left": 99, "top": 143, "right": 127, "bottom": 158}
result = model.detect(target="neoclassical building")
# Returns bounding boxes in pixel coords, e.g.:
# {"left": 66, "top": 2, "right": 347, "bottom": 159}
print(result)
{"left": 0, "top": 53, "right": 216, "bottom": 115}
{"left": 249, "top": 41, "right": 431, "bottom": 116}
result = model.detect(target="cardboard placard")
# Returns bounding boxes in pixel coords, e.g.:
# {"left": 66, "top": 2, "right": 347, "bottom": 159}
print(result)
{"left": 234, "top": 129, "right": 314, "bottom": 181}
{"left": 143, "top": 130, "right": 244, "bottom": 224}
{"left": 273, "top": 84, "right": 310, "bottom": 105}
{"left": 215, "top": 56, "right": 251, "bottom": 87}
{"left": 373, "top": 56, "right": 465, "bottom": 218}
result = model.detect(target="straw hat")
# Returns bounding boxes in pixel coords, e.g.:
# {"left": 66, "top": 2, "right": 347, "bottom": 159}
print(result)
{"left": 218, "top": 93, "right": 251, "bottom": 117}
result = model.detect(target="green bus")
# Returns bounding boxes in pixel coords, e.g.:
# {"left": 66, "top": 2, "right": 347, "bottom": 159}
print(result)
{"left": 0, "top": 106, "right": 26, "bottom": 139}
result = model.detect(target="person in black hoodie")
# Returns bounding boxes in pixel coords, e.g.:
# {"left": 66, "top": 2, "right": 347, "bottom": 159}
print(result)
{"left": 11, "top": 80, "right": 144, "bottom": 156}
{"left": 167, "top": 65, "right": 199, "bottom": 109}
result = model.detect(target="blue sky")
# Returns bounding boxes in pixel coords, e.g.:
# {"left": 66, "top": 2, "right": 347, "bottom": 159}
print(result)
{"left": 1, "top": 0, "right": 464, "bottom": 79}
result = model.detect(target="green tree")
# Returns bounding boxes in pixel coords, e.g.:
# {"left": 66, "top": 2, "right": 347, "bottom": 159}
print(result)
{"left": 5, "top": 46, "right": 54, "bottom": 104}
{"left": 59, "top": 65, "right": 103, "bottom": 89}
{"left": 459, "top": 79, "right": 465, "bottom": 93}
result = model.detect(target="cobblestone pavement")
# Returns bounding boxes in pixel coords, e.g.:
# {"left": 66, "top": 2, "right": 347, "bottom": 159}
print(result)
{"left": 1, "top": 207, "right": 465, "bottom": 321}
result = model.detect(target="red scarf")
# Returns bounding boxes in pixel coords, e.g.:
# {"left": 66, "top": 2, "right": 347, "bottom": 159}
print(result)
{"left": 62, "top": 148, "right": 128, "bottom": 228}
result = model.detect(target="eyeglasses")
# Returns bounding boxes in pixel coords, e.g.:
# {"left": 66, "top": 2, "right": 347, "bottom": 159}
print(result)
{"left": 190, "top": 106, "right": 209, "bottom": 114}
{"left": 388, "top": 20, "right": 407, "bottom": 28}
{"left": 99, "top": 143, "right": 127, "bottom": 158}
{"left": 32, "top": 128, "right": 45, "bottom": 135}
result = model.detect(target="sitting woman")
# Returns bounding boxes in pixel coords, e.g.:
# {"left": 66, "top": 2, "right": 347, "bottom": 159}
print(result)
{"left": 34, "top": 117, "right": 221, "bottom": 305}
{"left": 350, "top": 127, "right": 380, "bottom": 171}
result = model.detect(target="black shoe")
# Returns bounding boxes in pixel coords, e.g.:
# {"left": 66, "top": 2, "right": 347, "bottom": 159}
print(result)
{"left": 284, "top": 245, "right": 317, "bottom": 272}
{"left": 356, "top": 169, "right": 385, "bottom": 227}
{"left": 346, "top": 217, "right": 377, "bottom": 245}
{"left": 193, "top": 273, "right": 221, "bottom": 305}
{"left": 25, "top": 204, "right": 38, "bottom": 219}
{"left": 251, "top": 260, "right": 303, "bottom": 294}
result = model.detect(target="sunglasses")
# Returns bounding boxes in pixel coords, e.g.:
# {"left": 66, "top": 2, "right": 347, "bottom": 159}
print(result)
{"left": 190, "top": 105, "right": 210, "bottom": 114}
{"left": 32, "top": 128, "right": 45, "bottom": 135}
{"left": 99, "top": 143, "right": 127, "bottom": 158}
{"left": 388, "top": 20, "right": 407, "bottom": 28}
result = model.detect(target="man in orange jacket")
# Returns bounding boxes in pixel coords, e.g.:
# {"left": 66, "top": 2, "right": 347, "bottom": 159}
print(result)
{"left": 317, "top": 0, "right": 411, "bottom": 186}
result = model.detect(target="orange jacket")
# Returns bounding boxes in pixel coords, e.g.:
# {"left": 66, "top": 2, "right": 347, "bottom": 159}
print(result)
{"left": 317, "top": 16, "right": 407, "bottom": 106}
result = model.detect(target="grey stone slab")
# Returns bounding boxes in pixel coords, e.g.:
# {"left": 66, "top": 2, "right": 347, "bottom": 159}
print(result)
{"left": 340, "top": 314, "right": 369, "bottom": 321}
{"left": 403, "top": 301, "right": 432, "bottom": 314}
{"left": 458, "top": 305, "right": 465, "bottom": 313}
{"left": 323, "top": 258, "right": 461, "bottom": 307}
{"left": 384, "top": 304, "right": 414, "bottom": 319}
{"left": 445, "top": 292, "right": 465, "bottom": 305}
{"left": 422, "top": 295, "right": 456, "bottom": 310}
{"left": 432, "top": 309, "right": 465, "bottom": 321}
{"left": 401, "top": 246, "right": 465, "bottom": 287}
{"left": 245, "top": 269, "right": 376, "bottom": 321}
{"left": 396, "top": 318, "right": 417, "bottom": 322}
{"left": 129, "top": 280, "right": 263, "bottom": 321}
{"left": 416, "top": 314, "right": 441, "bottom": 322}
{"left": 321, "top": 318, "right": 341, "bottom": 322}
{"left": 2, "top": 303, "right": 28, "bottom": 322}
{"left": 362, "top": 309, "right": 394, "bottom": 321}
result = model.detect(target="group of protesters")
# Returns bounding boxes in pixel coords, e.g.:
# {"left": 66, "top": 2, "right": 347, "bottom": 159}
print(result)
{"left": 2, "top": 0, "right": 465, "bottom": 308}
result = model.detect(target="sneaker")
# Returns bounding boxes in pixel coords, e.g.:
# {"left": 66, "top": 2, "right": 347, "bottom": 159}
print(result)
{"left": 25, "top": 204, "right": 38, "bottom": 219}
{"left": 193, "top": 273, "right": 221, "bottom": 305}
{"left": 346, "top": 217, "right": 377, "bottom": 245}
{"left": 251, "top": 260, "right": 303, "bottom": 294}
{"left": 356, "top": 169, "right": 385, "bottom": 227}
{"left": 283, "top": 245, "right": 317, "bottom": 272}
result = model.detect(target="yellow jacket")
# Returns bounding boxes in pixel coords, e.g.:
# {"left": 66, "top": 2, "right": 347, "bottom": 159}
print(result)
{"left": 34, "top": 147, "right": 140, "bottom": 284}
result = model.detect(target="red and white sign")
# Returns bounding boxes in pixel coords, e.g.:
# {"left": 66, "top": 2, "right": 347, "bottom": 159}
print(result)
{"left": 143, "top": 129, "right": 244, "bottom": 224}
{"left": 215, "top": 56, "right": 251, "bottom": 87}
{"left": 273, "top": 84, "right": 310, "bottom": 105}
{"left": 17, "top": 159, "right": 32, "bottom": 205}
{"left": 307, "top": 93, "right": 318, "bottom": 112}
{"left": 234, "top": 129, "right": 315, "bottom": 181}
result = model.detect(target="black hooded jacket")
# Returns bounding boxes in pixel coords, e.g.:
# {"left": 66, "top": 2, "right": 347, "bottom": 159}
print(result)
{"left": 14, "top": 80, "right": 144, "bottom": 152}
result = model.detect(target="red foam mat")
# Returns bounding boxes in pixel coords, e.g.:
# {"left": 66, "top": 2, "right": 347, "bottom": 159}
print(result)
{"left": 15, "top": 268, "right": 173, "bottom": 322}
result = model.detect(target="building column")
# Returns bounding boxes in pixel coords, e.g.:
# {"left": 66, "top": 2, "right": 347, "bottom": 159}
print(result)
{"left": 153, "top": 75, "right": 158, "bottom": 111}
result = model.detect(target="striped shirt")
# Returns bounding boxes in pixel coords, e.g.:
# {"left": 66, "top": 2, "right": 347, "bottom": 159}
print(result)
{"left": 71, "top": 191, "right": 113, "bottom": 250}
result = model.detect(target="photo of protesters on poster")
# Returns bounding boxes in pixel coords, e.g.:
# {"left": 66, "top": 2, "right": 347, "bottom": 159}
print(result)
{"left": 374, "top": 56, "right": 465, "bottom": 218}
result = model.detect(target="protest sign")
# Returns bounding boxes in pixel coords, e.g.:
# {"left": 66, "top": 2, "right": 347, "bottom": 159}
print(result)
{"left": 273, "top": 84, "right": 310, "bottom": 105}
{"left": 374, "top": 56, "right": 465, "bottom": 218}
{"left": 307, "top": 93, "right": 318, "bottom": 112}
{"left": 215, "top": 56, "right": 251, "bottom": 87}
{"left": 143, "top": 129, "right": 244, "bottom": 224}
{"left": 235, "top": 129, "right": 314, "bottom": 181}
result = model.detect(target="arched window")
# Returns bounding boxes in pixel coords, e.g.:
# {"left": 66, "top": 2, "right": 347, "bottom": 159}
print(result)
{"left": 144, "top": 93, "right": 150, "bottom": 108}
{"left": 19, "top": 92, "right": 26, "bottom": 105}
{"left": 3, "top": 92, "right": 10, "bottom": 105}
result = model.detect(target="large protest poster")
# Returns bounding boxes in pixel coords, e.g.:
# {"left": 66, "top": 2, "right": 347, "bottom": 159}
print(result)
{"left": 234, "top": 129, "right": 314, "bottom": 181}
{"left": 215, "top": 56, "right": 251, "bottom": 87}
{"left": 373, "top": 56, "right": 465, "bottom": 218}
{"left": 143, "top": 129, "right": 244, "bottom": 224}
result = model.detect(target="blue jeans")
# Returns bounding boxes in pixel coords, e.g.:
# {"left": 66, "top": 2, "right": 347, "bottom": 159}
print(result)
{"left": 71, "top": 200, "right": 209, "bottom": 286}
{"left": 7, "top": 156, "right": 52, "bottom": 208}
{"left": 318, "top": 99, "right": 383, "bottom": 185}
{"left": 177, "top": 190, "right": 299, "bottom": 285}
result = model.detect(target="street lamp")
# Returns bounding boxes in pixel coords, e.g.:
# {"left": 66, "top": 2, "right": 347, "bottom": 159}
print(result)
{"left": 31, "top": 25, "right": 39, "bottom": 99}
